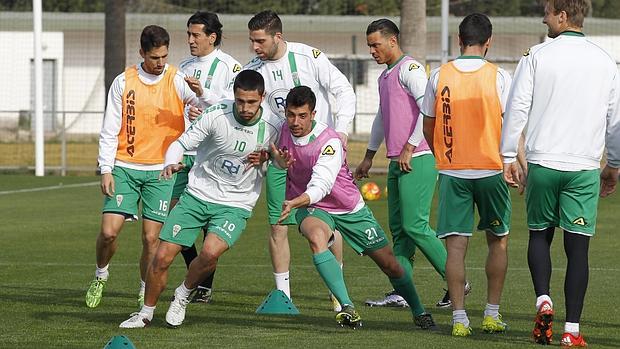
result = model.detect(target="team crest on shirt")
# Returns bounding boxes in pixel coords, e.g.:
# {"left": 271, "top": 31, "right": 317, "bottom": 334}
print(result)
{"left": 409, "top": 63, "right": 420, "bottom": 71}
{"left": 572, "top": 217, "right": 586, "bottom": 226}
{"left": 233, "top": 64, "right": 242, "bottom": 73}
{"left": 523, "top": 48, "right": 531, "bottom": 57}
{"left": 172, "top": 224, "right": 181, "bottom": 237}
{"left": 322, "top": 145, "right": 336, "bottom": 156}
{"left": 115, "top": 195, "right": 123, "bottom": 207}
{"left": 312, "top": 49, "right": 322, "bottom": 59}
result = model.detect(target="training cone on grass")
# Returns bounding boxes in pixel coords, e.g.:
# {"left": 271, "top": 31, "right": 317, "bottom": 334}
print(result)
{"left": 103, "top": 335, "right": 136, "bottom": 349}
{"left": 256, "top": 289, "right": 300, "bottom": 315}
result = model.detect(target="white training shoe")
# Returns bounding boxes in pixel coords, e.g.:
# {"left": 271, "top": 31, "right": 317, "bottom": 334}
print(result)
{"left": 119, "top": 312, "right": 151, "bottom": 328}
{"left": 166, "top": 291, "right": 190, "bottom": 327}
{"left": 365, "top": 290, "right": 409, "bottom": 307}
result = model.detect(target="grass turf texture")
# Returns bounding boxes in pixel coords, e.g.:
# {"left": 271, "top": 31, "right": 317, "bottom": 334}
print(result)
{"left": 0, "top": 174, "right": 618, "bottom": 348}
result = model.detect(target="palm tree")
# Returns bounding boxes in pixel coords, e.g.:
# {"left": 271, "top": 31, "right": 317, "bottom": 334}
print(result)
{"left": 104, "top": 0, "right": 125, "bottom": 106}
{"left": 400, "top": 0, "right": 426, "bottom": 65}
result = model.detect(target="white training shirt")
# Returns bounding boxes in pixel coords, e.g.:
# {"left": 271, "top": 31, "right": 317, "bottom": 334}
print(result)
{"left": 421, "top": 57, "right": 512, "bottom": 179}
{"left": 367, "top": 56, "right": 431, "bottom": 158}
{"left": 501, "top": 32, "right": 620, "bottom": 170}
{"left": 164, "top": 100, "right": 282, "bottom": 211}
{"left": 244, "top": 42, "right": 356, "bottom": 134}
{"left": 98, "top": 63, "right": 207, "bottom": 174}
{"left": 178, "top": 49, "right": 242, "bottom": 156}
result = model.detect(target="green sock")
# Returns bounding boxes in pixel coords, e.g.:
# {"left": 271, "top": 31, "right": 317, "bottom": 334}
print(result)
{"left": 313, "top": 250, "right": 353, "bottom": 307}
{"left": 392, "top": 255, "right": 425, "bottom": 316}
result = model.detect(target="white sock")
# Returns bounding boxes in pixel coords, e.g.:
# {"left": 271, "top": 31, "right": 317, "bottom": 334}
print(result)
{"left": 139, "top": 280, "right": 146, "bottom": 294}
{"left": 452, "top": 309, "right": 470, "bottom": 327}
{"left": 536, "top": 295, "right": 553, "bottom": 311}
{"left": 565, "top": 322, "right": 579, "bottom": 335}
{"left": 484, "top": 303, "right": 500, "bottom": 319}
{"left": 139, "top": 305, "right": 155, "bottom": 320}
{"left": 176, "top": 282, "right": 194, "bottom": 299}
{"left": 95, "top": 264, "right": 109, "bottom": 279}
{"left": 274, "top": 271, "right": 291, "bottom": 299}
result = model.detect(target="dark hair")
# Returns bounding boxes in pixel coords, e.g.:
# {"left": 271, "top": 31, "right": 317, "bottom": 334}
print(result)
{"left": 366, "top": 18, "right": 400, "bottom": 41}
{"left": 286, "top": 86, "right": 316, "bottom": 111}
{"left": 458, "top": 13, "right": 493, "bottom": 47}
{"left": 187, "top": 11, "right": 223, "bottom": 46}
{"left": 546, "top": 0, "right": 590, "bottom": 27}
{"left": 233, "top": 70, "right": 265, "bottom": 95}
{"left": 140, "top": 25, "right": 170, "bottom": 53}
{"left": 248, "top": 10, "right": 283, "bottom": 36}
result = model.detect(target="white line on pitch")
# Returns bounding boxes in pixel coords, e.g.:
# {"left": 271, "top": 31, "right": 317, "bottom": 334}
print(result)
{"left": 0, "top": 181, "right": 99, "bottom": 195}
{"left": 0, "top": 262, "right": 617, "bottom": 272}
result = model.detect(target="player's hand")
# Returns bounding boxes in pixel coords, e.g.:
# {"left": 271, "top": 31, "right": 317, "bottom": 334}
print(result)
{"left": 600, "top": 164, "right": 619, "bottom": 197}
{"left": 278, "top": 200, "right": 294, "bottom": 224}
{"left": 187, "top": 105, "right": 203, "bottom": 122}
{"left": 398, "top": 143, "right": 415, "bottom": 173}
{"left": 160, "top": 163, "right": 184, "bottom": 180}
{"left": 337, "top": 132, "right": 348, "bottom": 147}
{"left": 269, "top": 142, "right": 295, "bottom": 169}
{"left": 354, "top": 158, "right": 372, "bottom": 180}
{"left": 503, "top": 161, "right": 523, "bottom": 193}
{"left": 100, "top": 172, "right": 115, "bottom": 197}
{"left": 245, "top": 147, "right": 270, "bottom": 170}
{"left": 184, "top": 76, "right": 204, "bottom": 97}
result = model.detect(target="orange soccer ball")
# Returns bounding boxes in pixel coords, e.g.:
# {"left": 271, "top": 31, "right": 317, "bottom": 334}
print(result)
{"left": 360, "top": 182, "right": 381, "bottom": 201}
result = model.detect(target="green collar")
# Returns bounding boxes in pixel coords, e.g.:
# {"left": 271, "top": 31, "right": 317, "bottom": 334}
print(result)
{"left": 233, "top": 104, "right": 262, "bottom": 126}
{"left": 560, "top": 30, "right": 585, "bottom": 37}
{"left": 387, "top": 55, "right": 406, "bottom": 69}
{"left": 457, "top": 55, "right": 484, "bottom": 60}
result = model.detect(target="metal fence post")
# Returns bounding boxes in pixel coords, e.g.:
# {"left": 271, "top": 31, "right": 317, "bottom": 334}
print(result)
{"left": 61, "top": 111, "right": 66, "bottom": 176}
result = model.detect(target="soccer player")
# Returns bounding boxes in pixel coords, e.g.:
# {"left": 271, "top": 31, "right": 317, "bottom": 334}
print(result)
{"left": 86, "top": 25, "right": 207, "bottom": 309}
{"left": 501, "top": 0, "right": 620, "bottom": 346}
{"left": 355, "top": 18, "right": 465, "bottom": 309}
{"left": 271, "top": 85, "right": 437, "bottom": 330}
{"left": 421, "top": 14, "right": 514, "bottom": 336}
{"left": 243, "top": 10, "right": 356, "bottom": 308}
{"left": 119, "top": 70, "right": 281, "bottom": 328}
{"left": 175, "top": 11, "right": 242, "bottom": 304}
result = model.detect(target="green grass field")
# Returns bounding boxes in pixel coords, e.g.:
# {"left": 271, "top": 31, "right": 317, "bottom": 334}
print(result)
{"left": 0, "top": 174, "right": 618, "bottom": 349}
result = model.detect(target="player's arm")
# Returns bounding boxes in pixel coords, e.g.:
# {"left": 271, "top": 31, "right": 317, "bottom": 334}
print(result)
{"left": 420, "top": 70, "right": 439, "bottom": 155}
{"left": 355, "top": 109, "right": 383, "bottom": 180}
{"left": 175, "top": 73, "right": 208, "bottom": 120}
{"left": 399, "top": 60, "right": 428, "bottom": 172}
{"left": 98, "top": 74, "right": 124, "bottom": 196}
{"left": 314, "top": 51, "right": 356, "bottom": 140}
{"left": 601, "top": 69, "right": 620, "bottom": 197}
{"left": 501, "top": 53, "right": 533, "bottom": 189}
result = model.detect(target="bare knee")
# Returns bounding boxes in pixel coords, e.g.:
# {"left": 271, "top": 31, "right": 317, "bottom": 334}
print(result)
{"left": 151, "top": 252, "right": 174, "bottom": 274}
{"left": 99, "top": 227, "right": 119, "bottom": 245}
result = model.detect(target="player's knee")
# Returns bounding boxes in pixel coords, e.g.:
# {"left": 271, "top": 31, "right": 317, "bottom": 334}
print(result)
{"left": 99, "top": 228, "right": 119, "bottom": 244}
{"left": 141, "top": 233, "right": 160, "bottom": 248}
{"left": 379, "top": 259, "right": 403, "bottom": 278}
{"left": 151, "top": 253, "right": 173, "bottom": 273}
{"left": 197, "top": 248, "right": 221, "bottom": 266}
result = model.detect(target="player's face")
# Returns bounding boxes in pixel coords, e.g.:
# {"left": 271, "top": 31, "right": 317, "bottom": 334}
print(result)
{"left": 286, "top": 104, "right": 316, "bottom": 137}
{"left": 367, "top": 31, "right": 395, "bottom": 65}
{"left": 543, "top": 3, "right": 562, "bottom": 38}
{"left": 234, "top": 89, "right": 264, "bottom": 121}
{"left": 140, "top": 45, "right": 168, "bottom": 75}
{"left": 249, "top": 29, "right": 281, "bottom": 61}
{"left": 187, "top": 24, "right": 216, "bottom": 57}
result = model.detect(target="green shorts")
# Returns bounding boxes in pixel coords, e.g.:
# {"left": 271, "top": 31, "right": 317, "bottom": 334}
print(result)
{"left": 102, "top": 166, "right": 175, "bottom": 223}
{"left": 296, "top": 206, "right": 389, "bottom": 255}
{"left": 267, "top": 163, "right": 296, "bottom": 225}
{"left": 526, "top": 163, "right": 600, "bottom": 236}
{"left": 159, "top": 192, "right": 251, "bottom": 248}
{"left": 436, "top": 173, "right": 511, "bottom": 238}
{"left": 171, "top": 154, "right": 195, "bottom": 200}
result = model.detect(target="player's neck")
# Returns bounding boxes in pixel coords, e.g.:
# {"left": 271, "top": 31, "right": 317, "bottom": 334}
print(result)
{"left": 271, "top": 41, "right": 288, "bottom": 61}
{"left": 196, "top": 46, "right": 217, "bottom": 58}
{"left": 460, "top": 46, "right": 486, "bottom": 58}
{"left": 386, "top": 50, "right": 405, "bottom": 69}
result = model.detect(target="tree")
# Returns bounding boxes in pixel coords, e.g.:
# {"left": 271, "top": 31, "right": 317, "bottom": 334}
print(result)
{"left": 104, "top": 0, "right": 125, "bottom": 106}
{"left": 400, "top": 0, "right": 426, "bottom": 64}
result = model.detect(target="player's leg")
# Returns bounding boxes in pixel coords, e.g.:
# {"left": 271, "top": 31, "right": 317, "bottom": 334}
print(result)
{"left": 526, "top": 164, "right": 562, "bottom": 344}
{"left": 166, "top": 202, "right": 251, "bottom": 327}
{"left": 475, "top": 174, "right": 511, "bottom": 333}
{"left": 266, "top": 164, "right": 294, "bottom": 298}
{"left": 328, "top": 229, "right": 344, "bottom": 311}
{"left": 119, "top": 191, "right": 206, "bottom": 328}
{"left": 558, "top": 168, "right": 598, "bottom": 347}
{"left": 138, "top": 169, "right": 175, "bottom": 307}
{"left": 87, "top": 166, "right": 139, "bottom": 308}
{"left": 436, "top": 174, "right": 474, "bottom": 336}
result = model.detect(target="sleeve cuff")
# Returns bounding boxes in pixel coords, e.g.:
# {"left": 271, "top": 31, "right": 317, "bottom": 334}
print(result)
{"left": 334, "top": 119, "right": 351, "bottom": 135}
{"left": 502, "top": 156, "right": 517, "bottom": 164}
{"left": 100, "top": 165, "right": 113, "bottom": 174}
{"left": 304, "top": 187, "right": 324, "bottom": 205}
